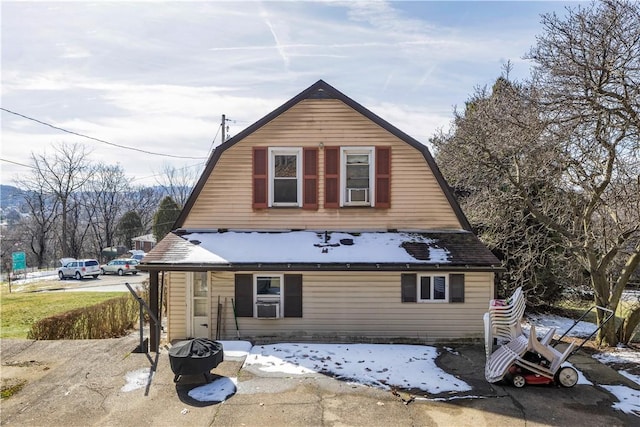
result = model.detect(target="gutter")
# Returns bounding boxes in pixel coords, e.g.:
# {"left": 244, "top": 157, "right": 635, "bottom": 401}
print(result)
{"left": 137, "top": 262, "right": 504, "bottom": 273}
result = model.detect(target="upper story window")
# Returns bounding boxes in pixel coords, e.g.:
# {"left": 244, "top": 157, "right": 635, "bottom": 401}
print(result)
{"left": 269, "top": 148, "right": 302, "bottom": 207}
{"left": 254, "top": 145, "right": 387, "bottom": 210}
{"left": 341, "top": 147, "right": 374, "bottom": 207}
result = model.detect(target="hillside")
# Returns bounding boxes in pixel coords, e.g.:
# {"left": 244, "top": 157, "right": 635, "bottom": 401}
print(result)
{"left": 0, "top": 185, "right": 24, "bottom": 209}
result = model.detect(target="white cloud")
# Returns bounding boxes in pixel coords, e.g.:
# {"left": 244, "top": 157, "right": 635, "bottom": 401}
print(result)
{"left": 1, "top": 0, "right": 579, "bottom": 186}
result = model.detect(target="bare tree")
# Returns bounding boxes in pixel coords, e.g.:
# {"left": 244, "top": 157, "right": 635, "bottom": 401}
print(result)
{"left": 435, "top": 1, "right": 640, "bottom": 346}
{"left": 85, "top": 164, "right": 130, "bottom": 256}
{"left": 155, "top": 162, "right": 199, "bottom": 208}
{"left": 525, "top": 0, "right": 640, "bottom": 345}
{"left": 123, "top": 186, "right": 162, "bottom": 233}
{"left": 433, "top": 77, "right": 577, "bottom": 306}
{"left": 15, "top": 172, "right": 60, "bottom": 268}
{"left": 30, "top": 143, "right": 93, "bottom": 257}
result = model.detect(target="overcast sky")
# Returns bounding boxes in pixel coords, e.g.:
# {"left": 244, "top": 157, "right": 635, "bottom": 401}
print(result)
{"left": 1, "top": 1, "right": 583, "bottom": 187}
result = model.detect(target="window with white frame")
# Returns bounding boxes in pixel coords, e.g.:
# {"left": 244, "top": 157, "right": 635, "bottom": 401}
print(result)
{"left": 254, "top": 274, "right": 283, "bottom": 318}
{"left": 418, "top": 274, "right": 448, "bottom": 302}
{"left": 341, "top": 147, "right": 374, "bottom": 206}
{"left": 269, "top": 148, "right": 302, "bottom": 207}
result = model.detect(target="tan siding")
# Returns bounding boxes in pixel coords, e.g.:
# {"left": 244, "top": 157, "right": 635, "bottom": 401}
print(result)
{"left": 169, "top": 270, "right": 493, "bottom": 343}
{"left": 209, "top": 272, "right": 240, "bottom": 340}
{"left": 183, "top": 98, "right": 461, "bottom": 230}
{"left": 167, "top": 272, "right": 188, "bottom": 341}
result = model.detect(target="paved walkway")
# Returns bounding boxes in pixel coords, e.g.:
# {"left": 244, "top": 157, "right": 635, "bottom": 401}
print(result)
{"left": 1, "top": 334, "right": 638, "bottom": 426}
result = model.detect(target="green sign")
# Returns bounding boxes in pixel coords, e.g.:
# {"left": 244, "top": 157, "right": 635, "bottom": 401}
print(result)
{"left": 12, "top": 251, "right": 26, "bottom": 270}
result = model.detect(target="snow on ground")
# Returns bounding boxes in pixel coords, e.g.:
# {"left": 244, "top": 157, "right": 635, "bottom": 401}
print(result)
{"left": 187, "top": 377, "right": 237, "bottom": 402}
{"left": 218, "top": 340, "right": 253, "bottom": 359}
{"left": 243, "top": 343, "right": 471, "bottom": 394}
{"left": 600, "top": 385, "right": 640, "bottom": 416}
{"left": 524, "top": 313, "right": 598, "bottom": 338}
{"left": 592, "top": 345, "right": 640, "bottom": 386}
{"left": 121, "top": 368, "right": 153, "bottom": 392}
{"left": 119, "top": 314, "right": 638, "bottom": 416}
{"left": 524, "top": 313, "right": 640, "bottom": 417}
{"left": 6, "top": 270, "right": 59, "bottom": 287}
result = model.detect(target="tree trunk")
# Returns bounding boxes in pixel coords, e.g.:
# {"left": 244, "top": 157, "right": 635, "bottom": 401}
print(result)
{"left": 596, "top": 306, "right": 618, "bottom": 347}
{"left": 592, "top": 272, "right": 618, "bottom": 346}
{"left": 617, "top": 306, "right": 640, "bottom": 344}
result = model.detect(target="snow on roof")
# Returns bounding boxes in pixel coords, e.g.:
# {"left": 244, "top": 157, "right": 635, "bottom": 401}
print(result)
{"left": 162, "top": 230, "right": 453, "bottom": 265}
{"left": 132, "top": 234, "right": 156, "bottom": 242}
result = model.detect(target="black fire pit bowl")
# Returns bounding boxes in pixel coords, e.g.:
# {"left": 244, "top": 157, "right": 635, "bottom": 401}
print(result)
{"left": 168, "top": 338, "right": 224, "bottom": 383}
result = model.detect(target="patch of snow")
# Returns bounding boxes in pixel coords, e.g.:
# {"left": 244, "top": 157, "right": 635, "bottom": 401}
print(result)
{"left": 619, "top": 371, "right": 640, "bottom": 386}
{"left": 592, "top": 345, "right": 640, "bottom": 366}
{"left": 8, "top": 271, "right": 59, "bottom": 286}
{"left": 243, "top": 343, "right": 471, "bottom": 394}
{"left": 182, "top": 231, "right": 451, "bottom": 264}
{"left": 188, "top": 377, "right": 237, "bottom": 402}
{"left": 444, "top": 347, "right": 460, "bottom": 356}
{"left": 218, "top": 340, "right": 253, "bottom": 359}
{"left": 418, "top": 395, "right": 487, "bottom": 402}
{"left": 592, "top": 345, "right": 640, "bottom": 386}
{"left": 524, "top": 313, "right": 597, "bottom": 339}
{"left": 121, "top": 368, "right": 152, "bottom": 392}
{"left": 600, "top": 385, "right": 640, "bottom": 417}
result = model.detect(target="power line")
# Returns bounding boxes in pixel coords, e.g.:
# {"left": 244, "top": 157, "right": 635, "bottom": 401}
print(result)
{"left": 0, "top": 158, "right": 34, "bottom": 169}
{"left": 208, "top": 121, "right": 222, "bottom": 155}
{"left": 129, "top": 162, "right": 206, "bottom": 183}
{"left": 1, "top": 107, "right": 209, "bottom": 160}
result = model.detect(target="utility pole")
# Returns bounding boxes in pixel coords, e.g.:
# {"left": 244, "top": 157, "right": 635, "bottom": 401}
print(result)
{"left": 221, "top": 114, "right": 226, "bottom": 142}
{"left": 221, "top": 114, "right": 232, "bottom": 142}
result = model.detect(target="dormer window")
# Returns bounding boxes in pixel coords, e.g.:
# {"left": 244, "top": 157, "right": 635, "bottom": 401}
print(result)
{"left": 324, "top": 145, "right": 390, "bottom": 209}
{"left": 269, "top": 148, "right": 302, "bottom": 207}
{"left": 253, "top": 147, "right": 318, "bottom": 210}
{"left": 344, "top": 150, "right": 372, "bottom": 205}
{"left": 341, "top": 147, "right": 374, "bottom": 207}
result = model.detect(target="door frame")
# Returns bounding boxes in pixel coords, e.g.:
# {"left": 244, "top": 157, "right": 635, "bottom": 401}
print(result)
{"left": 187, "top": 271, "right": 210, "bottom": 338}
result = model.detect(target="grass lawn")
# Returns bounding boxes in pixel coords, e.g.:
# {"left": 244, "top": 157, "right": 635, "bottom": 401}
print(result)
{"left": 0, "top": 283, "right": 124, "bottom": 339}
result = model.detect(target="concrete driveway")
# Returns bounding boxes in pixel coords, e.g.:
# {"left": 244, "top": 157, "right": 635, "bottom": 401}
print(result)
{"left": 1, "top": 333, "right": 637, "bottom": 426}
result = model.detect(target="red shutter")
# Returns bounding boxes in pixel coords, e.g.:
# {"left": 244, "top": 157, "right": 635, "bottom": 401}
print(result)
{"left": 303, "top": 148, "right": 318, "bottom": 210}
{"left": 375, "top": 146, "right": 391, "bottom": 208}
{"left": 253, "top": 147, "right": 268, "bottom": 209}
{"left": 324, "top": 146, "right": 340, "bottom": 208}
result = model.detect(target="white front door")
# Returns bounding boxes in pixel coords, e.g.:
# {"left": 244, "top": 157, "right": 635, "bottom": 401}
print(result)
{"left": 190, "top": 272, "right": 210, "bottom": 338}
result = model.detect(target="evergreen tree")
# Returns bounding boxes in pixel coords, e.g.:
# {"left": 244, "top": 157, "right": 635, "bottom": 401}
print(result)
{"left": 152, "top": 196, "right": 181, "bottom": 242}
{"left": 116, "top": 210, "right": 144, "bottom": 249}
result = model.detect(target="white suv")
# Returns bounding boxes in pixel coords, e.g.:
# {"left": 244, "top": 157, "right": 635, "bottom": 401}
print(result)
{"left": 58, "top": 259, "right": 101, "bottom": 280}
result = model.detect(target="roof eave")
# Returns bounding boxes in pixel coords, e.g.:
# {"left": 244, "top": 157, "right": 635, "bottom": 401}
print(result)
{"left": 137, "top": 262, "right": 503, "bottom": 273}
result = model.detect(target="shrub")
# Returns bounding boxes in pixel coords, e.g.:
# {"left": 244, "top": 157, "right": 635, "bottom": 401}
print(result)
{"left": 27, "top": 295, "right": 139, "bottom": 340}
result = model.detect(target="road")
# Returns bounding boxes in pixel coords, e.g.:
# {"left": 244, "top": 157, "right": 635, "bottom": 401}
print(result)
{"left": 13, "top": 271, "right": 150, "bottom": 293}
{"left": 58, "top": 271, "right": 149, "bottom": 292}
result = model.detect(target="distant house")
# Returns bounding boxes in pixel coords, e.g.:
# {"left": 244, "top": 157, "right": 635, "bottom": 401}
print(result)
{"left": 139, "top": 80, "right": 500, "bottom": 346}
{"left": 132, "top": 234, "right": 156, "bottom": 252}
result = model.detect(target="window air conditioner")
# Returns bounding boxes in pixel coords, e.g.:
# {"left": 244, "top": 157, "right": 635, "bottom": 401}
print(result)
{"left": 256, "top": 302, "right": 280, "bottom": 319}
{"left": 347, "top": 188, "right": 369, "bottom": 203}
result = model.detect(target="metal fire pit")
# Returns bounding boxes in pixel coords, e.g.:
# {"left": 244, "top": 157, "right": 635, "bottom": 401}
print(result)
{"left": 168, "top": 338, "right": 224, "bottom": 383}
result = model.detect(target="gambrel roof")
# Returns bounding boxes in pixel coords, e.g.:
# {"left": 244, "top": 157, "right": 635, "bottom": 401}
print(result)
{"left": 174, "top": 79, "right": 471, "bottom": 231}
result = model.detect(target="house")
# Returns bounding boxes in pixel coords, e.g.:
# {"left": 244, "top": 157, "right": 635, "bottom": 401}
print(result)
{"left": 131, "top": 233, "right": 156, "bottom": 252}
{"left": 138, "top": 80, "right": 500, "bottom": 348}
